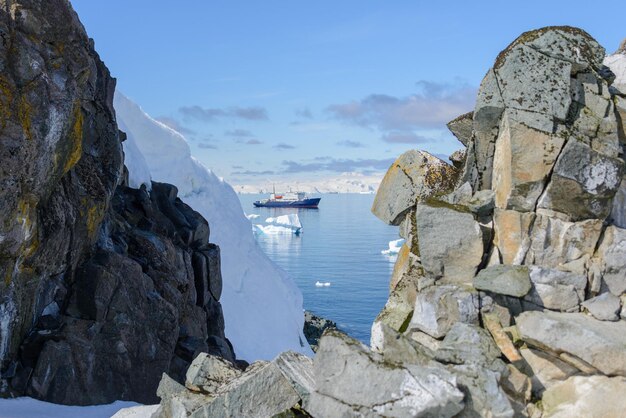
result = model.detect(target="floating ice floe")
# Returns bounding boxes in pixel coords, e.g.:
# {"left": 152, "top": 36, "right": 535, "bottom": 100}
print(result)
{"left": 381, "top": 239, "right": 405, "bottom": 255}
{"left": 315, "top": 281, "right": 331, "bottom": 287}
{"left": 381, "top": 238, "right": 405, "bottom": 263}
{"left": 245, "top": 213, "right": 260, "bottom": 220}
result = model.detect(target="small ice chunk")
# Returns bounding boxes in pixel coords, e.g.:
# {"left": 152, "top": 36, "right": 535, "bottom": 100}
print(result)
{"left": 315, "top": 281, "right": 331, "bottom": 287}
{"left": 381, "top": 239, "right": 405, "bottom": 255}
{"left": 246, "top": 213, "right": 260, "bottom": 220}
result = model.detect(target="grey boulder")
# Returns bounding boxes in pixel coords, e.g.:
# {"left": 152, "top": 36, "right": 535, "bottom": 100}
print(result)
{"left": 447, "top": 111, "right": 474, "bottom": 146}
{"left": 542, "top": 375, "right": 626, "bottom": 418}
{"left": 537, "top": 139, "right": 624, "bottom": 221}
{"left": 191, "top": 360, "right": 302, "bottom": 418}
{"left": 372, "top": 150, "right": 457, "bottom": 225}
{"left": 415, "top": 202, "right": 483, "bottom": 283}
{"left": 473, "top": 265, "right": 532, "bottom": 297}
{"left": 519, "top": 348, "right": 579, "bottom": 397}
{"left": 517, "top": 311, "right": 626, "bottom": 376}
{"left": 523, "top": 266, "right": 587, "bottom": 312}
{"left": 307, "top": 329, "right": 464, "bottom": 418}
{"left": 409, "top": 285, "right": 480, "bottom": 339}
{"left": 581, "top": 293, "right": 621, "bottom": 321}
{"left": 185, "top": 353, "right": 241, "bottom": 394}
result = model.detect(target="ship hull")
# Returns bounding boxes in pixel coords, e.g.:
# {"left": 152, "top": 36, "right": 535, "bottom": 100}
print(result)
{"left": 253, "top": 198, "right": 321, "bottom": 208}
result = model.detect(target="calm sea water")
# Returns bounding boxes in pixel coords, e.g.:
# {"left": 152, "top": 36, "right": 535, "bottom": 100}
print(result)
{"left": 238, "top": 193, "right": 400, "bottom": 344}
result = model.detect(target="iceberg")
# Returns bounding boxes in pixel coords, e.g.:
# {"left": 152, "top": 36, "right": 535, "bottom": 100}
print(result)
{"left": 266, "top": 213, "right": 302, "bottom": 228}
{"left": 253, "top": 224, "right": 300, "bottom": 235}
{"left": 381, "top": 238, "right": 405, "bottom": 263}
{"left": 264, "top": 214, "right": 303, "bottom": 234}
{"left": 381, "top": 238, "right": 405, "bottom": 255}
{"left": 315, "top": 281, "right": 331, "bottom": 287}
{"left": 114, "top": 92, "right": 312, "bottom": 361}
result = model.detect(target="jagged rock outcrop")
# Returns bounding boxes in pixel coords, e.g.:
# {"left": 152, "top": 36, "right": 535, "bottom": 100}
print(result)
{"left": 14, "top": 182, "right": 235, "bottom": 405}
{"left": 0, "top": 0, "right": 122, "bottom": 394}
{"left": 153, "top": 351, "right": 314, "bottom": 418}
{"left": 365, "top": 26, "right": 626, "bottom": 417}
{"left": 303, "top": 311, "right": 336, "bottom": 352}
{"left": 371, "top": 150, "right": 457, "bottom": 225}
{"left": 307, "top": 329, "right": 465, "bottom": 418}
{"left": 0, "top": 0, "right": 234, "bottom": 405}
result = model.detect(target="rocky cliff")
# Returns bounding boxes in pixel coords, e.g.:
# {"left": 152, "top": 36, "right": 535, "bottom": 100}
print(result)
{"left": 0, "top": 0, "right": 234, "bottom": 405}
{"left": 114, "top": 93, "right": 312, "bottom": 362}
{"left": 142, "top": 27, "right": 626, "bottom": 418}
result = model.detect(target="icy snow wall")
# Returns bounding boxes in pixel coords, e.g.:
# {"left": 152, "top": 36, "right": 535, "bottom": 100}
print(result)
{"left": 113, "top": 93, "right": 312, "bottom": 361}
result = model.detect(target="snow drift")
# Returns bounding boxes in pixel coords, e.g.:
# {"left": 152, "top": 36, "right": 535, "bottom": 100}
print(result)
{"left": 113, "top": 93, "right": 311, "bottom": 361}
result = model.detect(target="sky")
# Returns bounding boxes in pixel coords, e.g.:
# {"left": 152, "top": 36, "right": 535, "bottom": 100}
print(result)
{"left": 72, "top": 0, "right": 626, "bottom": 186}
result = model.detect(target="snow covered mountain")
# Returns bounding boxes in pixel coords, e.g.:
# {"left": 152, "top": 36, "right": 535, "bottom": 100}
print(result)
{"left": 113, "top": 93, "right": 312, "bottom": 361}
{"left": 233, "top": 172, "right": 382, "bottom": 194}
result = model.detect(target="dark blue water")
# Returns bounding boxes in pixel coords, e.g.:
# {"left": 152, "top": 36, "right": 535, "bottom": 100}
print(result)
{"left": 238, "top": 193, "right": 399, "bottom": 344}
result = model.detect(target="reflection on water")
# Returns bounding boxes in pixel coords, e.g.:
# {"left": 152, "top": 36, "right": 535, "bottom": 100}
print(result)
{"left": 254, "top": 227, "right": 303, "bottom": 257}
{"left": 239, "top": 194, "right": 399, "bottom": 344}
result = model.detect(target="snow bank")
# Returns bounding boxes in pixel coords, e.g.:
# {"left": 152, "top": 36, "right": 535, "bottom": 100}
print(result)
{"left": 114, "top": 93, "right": 311, "bottom": 361}
{"left": 117, "top": 117, "right": 152, "bottom": 190}
{"left": 0, "top": 397, "right": 142, "bottom": 418}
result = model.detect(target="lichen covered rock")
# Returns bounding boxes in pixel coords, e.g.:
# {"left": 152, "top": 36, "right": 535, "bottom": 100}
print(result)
{"left": 0, "top": 1, "right": 234, "bottom": 404}
{"left": 367, "top": 25, "right": 626, "bottom": 418}
{"left": 372, "top": 150, "right": 457, "bottom": 225}
{"left": 0, "top": 0, "right": 123, "bottom": 395}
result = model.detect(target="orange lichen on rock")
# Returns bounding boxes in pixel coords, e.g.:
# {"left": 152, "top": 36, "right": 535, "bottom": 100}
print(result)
{"left": 63, "top": 101, "right": 84, "bottom": 173}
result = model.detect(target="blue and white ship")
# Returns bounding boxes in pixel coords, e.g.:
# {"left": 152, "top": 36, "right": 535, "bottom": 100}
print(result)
{"left": 254, "top": 189, "right": 321, "bottom": 208}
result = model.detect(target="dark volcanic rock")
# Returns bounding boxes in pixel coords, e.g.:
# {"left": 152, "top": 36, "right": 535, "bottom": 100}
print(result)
{"left": 0, "top": 0, "right": 234, "bottom": 405}
{"left": 303, "top": 311, "right": 336, "bottom": 352}
{"left": 16, "top": 184, "right": 235, "bottom": 405}
{"left": 0, "top": 0, "right": 122, "bottom": 391}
